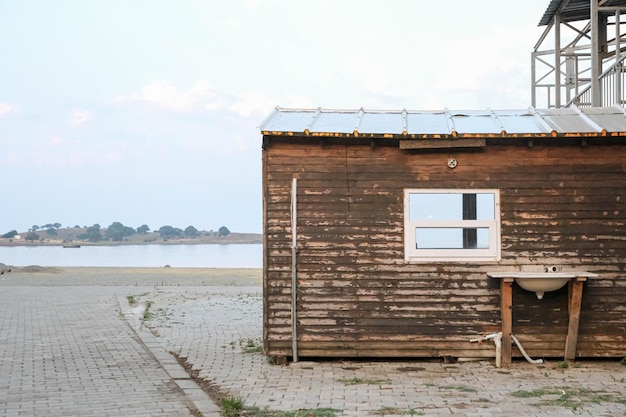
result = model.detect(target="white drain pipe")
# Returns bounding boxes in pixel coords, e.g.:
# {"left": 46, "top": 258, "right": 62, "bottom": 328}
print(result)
{"left": 494, "top": 333, "right": 502, "bottom": 368}
{"left": 291, "top": 178, "right": 298, "bottom": 362}
{"left": 471, "top": 332, "right": 543, "bottom": 367}
{"left": 512, "top": 335, "right": 543, "bottom": 365}
{"left": 471, "top": 332, "right": 502, "bottom": 367}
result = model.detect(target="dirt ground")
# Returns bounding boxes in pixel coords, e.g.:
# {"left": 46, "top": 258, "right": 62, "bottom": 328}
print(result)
{"left": 0, "top": 266, "right": 262, "bottom": 286}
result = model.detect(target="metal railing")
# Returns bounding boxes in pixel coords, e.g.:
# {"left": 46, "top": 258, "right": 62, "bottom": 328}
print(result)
{"left": 570, "top": 55, "right": 626, "bottom": 107}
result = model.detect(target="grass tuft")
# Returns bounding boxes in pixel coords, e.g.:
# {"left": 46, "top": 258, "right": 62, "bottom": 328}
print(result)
{"left": 337, "top": 377, "right": 390, "bottom": 386}
{"left": 229, "top": 405, "right": 339, "bottom": 417}
{"left": 221, "top": 396, "right": 244, "bottom": 417}
{"left": 372, "top": 406, "right": 424, "bottom": 416}
{"left": 439, "top": 385, "right": 477, "bottom": 393}
{"left": 512, "top": 386, "right": 625, "bottom": 411}
{"left": 142, "top": 300, "right": 153, "bottom": 320}
{"left": 240, "top": 338, "right": 263, "bottom": 353}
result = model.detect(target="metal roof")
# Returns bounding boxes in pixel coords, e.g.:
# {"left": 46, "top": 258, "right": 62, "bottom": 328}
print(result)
{"left": 539, "top": 0, "right": 626, "bottom": 26}
{"left": 259, "top": 106, "right": 626, "bottom": 139}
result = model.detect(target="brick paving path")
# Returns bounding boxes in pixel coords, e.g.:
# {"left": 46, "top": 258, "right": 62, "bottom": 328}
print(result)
{"left": 1, "top": 269, "right": 625, "bottom": 417}
{"left": 0, "top": 286, "right": 205, "bottom": 417}
{"left": 142, "top": 286, "right": 626, "bottom": 417}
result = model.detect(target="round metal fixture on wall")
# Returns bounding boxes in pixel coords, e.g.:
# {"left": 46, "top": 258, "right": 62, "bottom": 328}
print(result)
{"left": 447, "top": 158, "right": 458, "bottom": 169}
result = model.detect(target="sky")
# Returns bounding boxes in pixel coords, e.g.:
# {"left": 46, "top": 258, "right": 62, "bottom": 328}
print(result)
{"left": 0, "top": 0, "right": 549, "bottom": 235}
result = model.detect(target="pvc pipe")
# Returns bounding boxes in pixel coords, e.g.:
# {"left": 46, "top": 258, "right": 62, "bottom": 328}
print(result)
{"left": 494, "top": 332, "right": 502, "bottom": 368}
{"left": 511, "top": 335, "right": 543, "bottom": 364}
{"left": 291, "top": 178, "right": 298, "bottom": 362}
{"left": 470, "top": 332, "right": 542, "bottom": 367}
{"left": 470, "top": 332, "right": 502, "bottom": 367}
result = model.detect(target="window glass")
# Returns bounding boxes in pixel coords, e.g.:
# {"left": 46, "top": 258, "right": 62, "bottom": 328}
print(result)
{"left": 404, "top": 189, "right": 500, "bottom": 262}
{"left": 476, "top": 228, "right": 490, "bottom": 248}
{"left": 410, "top": 194, "right": 462, "bottom": 220}
{"left": 410, "top": 193, "right": 494, "bottom": 221}
{"left": 416, "top": 227, "right": 490, "bottom": 249}
{"left": 476, "top": 194, "right": 495, "bottom": 220}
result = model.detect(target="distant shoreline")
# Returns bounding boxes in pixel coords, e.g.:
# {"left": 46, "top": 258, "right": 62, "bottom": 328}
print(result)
{"left": 0, "top": 231, "right": 262, "bottom": 247}
{"left": 0, "top": 240, "right": 262, "bottom": 247}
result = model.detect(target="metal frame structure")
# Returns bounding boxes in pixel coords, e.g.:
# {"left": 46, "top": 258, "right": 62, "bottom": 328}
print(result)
{"left": 532, "top": 0, "right": 626, "bottom": 108}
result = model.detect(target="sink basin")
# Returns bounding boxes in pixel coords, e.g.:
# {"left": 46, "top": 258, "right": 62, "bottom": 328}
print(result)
{"left": 512, "top": 273, "right": 572, "bottom": 299}
{"left": 487, "top": 271, "right": 597, "bottom": 299}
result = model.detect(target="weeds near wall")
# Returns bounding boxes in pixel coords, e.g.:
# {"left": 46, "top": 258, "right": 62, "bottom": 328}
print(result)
{"left": 143, "top": 300, "right": 153, "bottom": 320}
{"left": 337, "top": 377, "right": 391, "bottom": 386}
{"left": 372, "top": 406, "right": 424, "bottom": 416}
{"left": 512, "top": 386, "right": 626, "bottom": 411}
{"left": 172, "top": 352, "right": 340, "bottom": 417}
{"left": 240, "top": 338, "right": 263, "bottom": 353}
{"left": 252, "top": 408, "right": 339, "bottom": 417}
{"left": 439, "top": 385, "right": 477, "bottom": 393}
{"left": 220, "top": 396, "right": 244, "bottom": 417}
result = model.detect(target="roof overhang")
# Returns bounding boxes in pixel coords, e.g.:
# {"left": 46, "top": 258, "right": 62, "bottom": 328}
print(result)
{"left": 259, "top": 106, "right": 626, "bottom": 141}
{"left": 538, "top": 0, "right": 626, "bottom": 26}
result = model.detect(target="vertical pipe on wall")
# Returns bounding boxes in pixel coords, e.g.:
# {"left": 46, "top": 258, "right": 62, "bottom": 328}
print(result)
{"left": 291, "top": 178, "right": 299, "bottom": 362}
{"left": 531, "top": 51, "right": 537, "bottom": 107}
{"left": 555, "top": 13, "right": 562, "bottom": 107}
{"left": 591, "top": 0, "right": 602, "bottom": 106}
{"left": 616, "top": 10, "right": 622, "bottom": 106}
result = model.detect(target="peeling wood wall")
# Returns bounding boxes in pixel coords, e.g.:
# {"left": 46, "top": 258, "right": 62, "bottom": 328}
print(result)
{"left": 262, "top": 137, "right": 626, "bottom": 359}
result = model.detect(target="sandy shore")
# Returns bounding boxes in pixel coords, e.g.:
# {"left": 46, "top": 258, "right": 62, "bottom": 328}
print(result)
{"left": 0, "top": 266, "right": 262, "bottom": 286}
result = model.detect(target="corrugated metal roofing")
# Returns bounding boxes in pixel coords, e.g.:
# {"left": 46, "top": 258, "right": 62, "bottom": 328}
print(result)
{"left": 538, "top": 0, "right": 626, "bottom": 26}
{"left": 259, "top": 106, "right": 626, "bottom": 139}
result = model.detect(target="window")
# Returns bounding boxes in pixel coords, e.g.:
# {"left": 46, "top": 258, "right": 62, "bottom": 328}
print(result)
{"left": 404, "top": 189, "right": 501, "bottom": 262}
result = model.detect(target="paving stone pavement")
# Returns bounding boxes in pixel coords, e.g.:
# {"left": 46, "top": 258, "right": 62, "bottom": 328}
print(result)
{"left": 0, "top": 285, "right": 217, "bottom": 417}
{"left": 140, "top": 286, "right": 626, "bottom": 417}
{"left": 1, "top": 270, "right": 625, "bottom": 417}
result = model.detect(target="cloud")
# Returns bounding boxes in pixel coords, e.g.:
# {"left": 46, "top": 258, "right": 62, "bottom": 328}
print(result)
{"left": 4, "top": 152, "right": 22, "bottom": 166}
{"left": 115, "top": 79, "right": 219, "bottom": 112}
{"left": 227, "top": 18, "right": 243, "bottom": 29}
{"left": 229, "top": 90, "right": 277, "bottom": 117}
{"left": 51, "top": 134, "right": 64, "bottom": 146}
{"left": 69, "top": 109, "right": 92, "bottom": 128}
{"left": 242, "top": 0, "right": 262, "bottom": 10}
{"left": 117, "top": 80, "right": 289, "bottom": 118}
{"left": 0, "top": 102, "right": 13, "bottom": 117}
{"left": 283, "top": 94, "right": 315, "bottom": 109}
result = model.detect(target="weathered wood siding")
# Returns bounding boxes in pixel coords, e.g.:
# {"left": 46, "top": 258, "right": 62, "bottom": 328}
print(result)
{"left": 262, "top": 137, "right": 626, "bottom": 359}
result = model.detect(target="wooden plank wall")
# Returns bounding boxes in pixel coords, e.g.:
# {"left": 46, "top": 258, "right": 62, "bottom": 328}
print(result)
{"left": 262, "top": 137, "right": 626, "bottom": 359}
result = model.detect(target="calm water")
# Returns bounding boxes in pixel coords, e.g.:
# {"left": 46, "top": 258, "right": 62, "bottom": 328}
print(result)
{"left": 0, "top": 244, "right": 262, "bottom": 268}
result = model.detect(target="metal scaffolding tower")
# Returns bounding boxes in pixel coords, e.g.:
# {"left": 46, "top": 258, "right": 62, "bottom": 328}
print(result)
{"left": 532, "top": 0, "right": 626, "bottom": 108}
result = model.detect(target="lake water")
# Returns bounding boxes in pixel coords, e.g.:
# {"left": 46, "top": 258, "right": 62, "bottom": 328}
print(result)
{"left": 0, "top": 244, "right": 262, "bottom": 268}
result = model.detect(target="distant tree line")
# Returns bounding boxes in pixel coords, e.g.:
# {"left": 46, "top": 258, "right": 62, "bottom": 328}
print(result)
{"left": 1, "top": 230, "right": 18, "bottom": 239}
{"left": 1, "top": 222, "right": 231, "bottom": 242}
{"left": 2, "top": 223, "right": 62, "bottom": 240}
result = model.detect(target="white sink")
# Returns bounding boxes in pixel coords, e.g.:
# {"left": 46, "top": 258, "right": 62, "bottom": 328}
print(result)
{"left": 488, "top": 271, "right": 597, "bottom": 299}
{"left": 513, "top": 273, "right": 571, "bottom": 299}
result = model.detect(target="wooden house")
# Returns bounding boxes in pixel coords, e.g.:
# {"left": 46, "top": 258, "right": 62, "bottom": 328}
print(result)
{"left": 259, "top": 106, "right": 626, "bottom": 362}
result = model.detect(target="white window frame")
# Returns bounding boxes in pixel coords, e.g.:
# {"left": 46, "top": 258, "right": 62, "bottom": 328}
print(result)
{"left": 404, "top": 189, "right": 501, "bottom": 262}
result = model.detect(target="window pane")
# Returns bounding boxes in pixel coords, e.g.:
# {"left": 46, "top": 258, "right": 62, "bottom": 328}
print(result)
{"left": 410, "top": 194, "right": 462, "bottom": 220}
{"left": 410, "top": 192, "right": 495, "bottom": 221}
{"left": 476, "top": 228, "right": 490, "bottom": 249}
{"left": 416, "top": 228, "right": 490, "bottom": 249}
{"left": 416, "top": 228, "right": 462, "bottom": 249}
{"left": 476, "top": 193, "right": 495, "bottom": 220}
